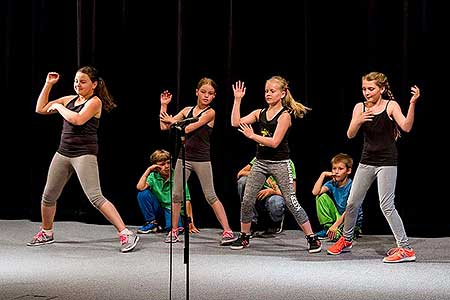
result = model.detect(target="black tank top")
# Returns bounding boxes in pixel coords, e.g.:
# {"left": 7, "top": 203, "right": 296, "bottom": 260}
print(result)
{"left": 182, "top": 106, "right": 213, "bottom": 162}
{"left": 57, "top": 96, "right": 99, "bottom": 157}
{"left": 360, "top": 101, "right": 398, "bottom": 166}
{"left": 256, "top": 107, "right": 290, "bottom": 160}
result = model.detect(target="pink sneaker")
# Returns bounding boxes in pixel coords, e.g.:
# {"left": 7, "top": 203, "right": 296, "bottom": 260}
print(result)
{"left": 27, "top": 230, "right": 54, "bottom": 246}
{"left": 165, "top": 229, "right": 180, "bottom": 243}
{"left": 220, "top": 230, "right": 238, "bottom": 246}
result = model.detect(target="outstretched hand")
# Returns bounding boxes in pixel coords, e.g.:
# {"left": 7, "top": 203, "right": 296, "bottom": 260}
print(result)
{"left": 160, "top": 90, "right": 172, "bottom": 105}
{"left": 232, "top": 80, "right": 246, "bottom": 100}
{"left": 160, "top": 111, "right": 175, "bottom": 125}
{"left": 189, "top": 223, "right": 200, "bottom": 234}
{"left": 238, "top": 123, "right": 254, "bottom": 139}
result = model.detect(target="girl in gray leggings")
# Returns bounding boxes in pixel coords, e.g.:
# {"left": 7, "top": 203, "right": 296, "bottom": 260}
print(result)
{"left": 230, "top": 76, "right": 321, "bottom": 253}
{"left": 326, "top": 71, "right": 420, "bottom": 263}
{"left": 29, "top": 66, "right": 139, "bottom": 253}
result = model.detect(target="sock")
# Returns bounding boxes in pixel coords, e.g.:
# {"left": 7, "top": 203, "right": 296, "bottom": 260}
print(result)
{"left": 119, "top": 228, "right": 133, "bottom": 235}
{"left": 42, "top": 228, "right": 53, "bottom": 235}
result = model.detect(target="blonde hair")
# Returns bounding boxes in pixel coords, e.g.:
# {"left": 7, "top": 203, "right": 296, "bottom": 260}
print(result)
{"left": 149, "top": 149, "right": 170, "bottom": 164}
{"left": 331, "top": 153, "right": 353, "bottom": 169}
{"left": 267, "top": 75, "right": 311, "bottom": 118}
{"left": 196, "top": 77, "right": 217, "bottom": 91}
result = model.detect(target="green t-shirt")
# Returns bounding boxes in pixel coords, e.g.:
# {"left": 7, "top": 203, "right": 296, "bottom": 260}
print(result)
{"left": 146, "top": 171, "right": 191, "bottom": 210}
{"left": 249, "top": 157, "right": 297, "bottom": 188}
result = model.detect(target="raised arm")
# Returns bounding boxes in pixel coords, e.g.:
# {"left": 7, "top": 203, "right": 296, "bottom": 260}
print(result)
{"left": 159, "top": 90, "right": 173, "bottom": 130}
{"left": 36, "top": 72, "right": 71, "bottom": 115}
{"left": 390, "top": 85, "right": 420, "bottom": 133}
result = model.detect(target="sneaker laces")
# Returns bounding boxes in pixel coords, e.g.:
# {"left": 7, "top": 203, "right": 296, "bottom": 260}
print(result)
{"left": 34, "top": 231, "right": 45, "bottom": 239}
{"left": 335, "top": 236, "right": 349, "bottom": 248}
{"left": 169, "top": 229, "right": 179, "bottom": 239}
{"left": 386, "top": 247, "right": 401, "bottom": 256}
{"left": 33, "top": 230, "right": 50, "bottom": 241}
{"left": 119, "top": 234, "right": 129, "bottom": 245}
{"left": 222, "top": 230, "right": 233, "bottom": 238}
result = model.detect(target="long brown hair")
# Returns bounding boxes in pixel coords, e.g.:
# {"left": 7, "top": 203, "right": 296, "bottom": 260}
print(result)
{"left": 78, "top": 66, "right": 117, "bottom": 112}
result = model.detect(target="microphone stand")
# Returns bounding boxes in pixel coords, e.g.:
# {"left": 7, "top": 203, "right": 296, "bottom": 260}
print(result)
{"left": 170, "top": 122, "right": 190, "bottom": 300}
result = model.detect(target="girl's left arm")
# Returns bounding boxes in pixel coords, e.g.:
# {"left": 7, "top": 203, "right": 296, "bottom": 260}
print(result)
{"left": 391, "top": 85, "right": 420, "bottom": 133}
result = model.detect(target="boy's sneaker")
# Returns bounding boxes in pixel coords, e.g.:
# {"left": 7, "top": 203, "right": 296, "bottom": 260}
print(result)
{"left": 315, "top": 229, "right": 328, "bottom": 240}
{"left": 27, "top": 230, "right": 54, "bottom": 246}
{"left": 165, "top": 229, "right": 180, "bottom": 243}
{"left": 220, "top": 230, "right": 238, "bottom": 246}
{"left": 119, "top": 232, "right": 140, "bottom": 253}
{"left": 327, "top": 236, "right": 352, "bottom": 255}
{"left": 230, "top": 233, "right": 250, "bottom": 250}
{"left": 383, "top": 247, "right": 416, "bottom": 263}
{"left": 137, "top": 221, "right": 160, "bottom": 234}
{"left": 306, "top": 234, "right": 322, "bottom": 253}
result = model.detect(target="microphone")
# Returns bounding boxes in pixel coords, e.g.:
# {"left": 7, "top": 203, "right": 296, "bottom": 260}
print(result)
{"left": 171, "top": 117, "right": 199, "bottom": 129}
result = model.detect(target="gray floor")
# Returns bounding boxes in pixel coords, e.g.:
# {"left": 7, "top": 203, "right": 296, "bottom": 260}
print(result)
{"left": 0, "top": 220, "right": 449, "bottom": 300}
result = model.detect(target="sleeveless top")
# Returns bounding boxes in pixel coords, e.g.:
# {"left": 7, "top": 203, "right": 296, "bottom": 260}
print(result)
{"left": 256, "top": 107, "right": 290, "bottom": 161}
{"left": 360, "top": 100, "right": 397, "bottom": 166}
{"left": 57, "top": 96, "right": 99, "bottom": 157}
{"left": 182, "top": 106, "right": 213, "bottom": 162}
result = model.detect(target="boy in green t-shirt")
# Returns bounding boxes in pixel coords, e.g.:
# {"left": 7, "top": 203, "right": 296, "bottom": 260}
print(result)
{"left": 136, "top": 149, "right": 199, "bottom": 234}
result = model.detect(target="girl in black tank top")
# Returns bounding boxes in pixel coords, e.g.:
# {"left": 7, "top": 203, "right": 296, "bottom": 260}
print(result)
{"left": 230, "top": 76, "right": 322, "bottom": 253}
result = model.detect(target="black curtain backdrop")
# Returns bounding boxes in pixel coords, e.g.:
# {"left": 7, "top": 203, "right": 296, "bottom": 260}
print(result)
{"left": 5, "top": 0, "right": 448, "bottom": 237}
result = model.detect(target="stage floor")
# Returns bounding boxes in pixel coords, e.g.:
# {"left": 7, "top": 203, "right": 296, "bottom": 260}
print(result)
{"left": 1, "top": 220, "right": 449, "bottom": 300}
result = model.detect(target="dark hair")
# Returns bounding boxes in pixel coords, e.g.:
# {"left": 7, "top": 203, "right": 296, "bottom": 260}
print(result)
{"left": 77, "top": 66, "right": 117, "bottom": 112}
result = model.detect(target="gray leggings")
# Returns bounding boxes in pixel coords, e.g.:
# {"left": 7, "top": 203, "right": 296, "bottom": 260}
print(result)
{"left": 42, "top": 152, "right": 107, "bottom": 209}
{"left": 343, "top": 163, "right": 409, "bottom": 248}
{"left": 172, "top": 159, "right": 218, "bottom": 205}
{"left": 241, "top": 159, "right": 309, "bottom": 225}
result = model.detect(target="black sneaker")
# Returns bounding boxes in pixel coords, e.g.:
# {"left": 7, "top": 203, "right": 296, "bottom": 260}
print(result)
{"left": 306, "top": 234, "right": 322, "bottom": 253}
{"left": 230, "top": 233, "right": 250, "bottom": 250}
{"left": 353, "top": 227, "right": 363, "bottom": 239}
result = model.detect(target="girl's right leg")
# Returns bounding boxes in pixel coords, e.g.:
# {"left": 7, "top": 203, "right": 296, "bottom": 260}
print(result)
{"left": 166, "top": 159, "right": 193, "bottom": 243}
{"left": 342, "top": 164, "right": 375, "bottom": 240}
{"left": 28, "top": 153, "right": 73, "bottom": 246}
{"left": 41, "top": 152, "right": 74, "bottom": 229}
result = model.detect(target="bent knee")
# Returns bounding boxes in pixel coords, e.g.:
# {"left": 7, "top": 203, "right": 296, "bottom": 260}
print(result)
{"left": 89, "top": 195, "right": 107, "bottom": 209}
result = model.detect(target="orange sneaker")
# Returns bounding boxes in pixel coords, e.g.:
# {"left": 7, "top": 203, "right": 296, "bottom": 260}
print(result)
{"left": 383, "top": 247, "right": 416, "bottom": 263}
{"left": 327, "top": 236, "right": 352, "bottom": 255}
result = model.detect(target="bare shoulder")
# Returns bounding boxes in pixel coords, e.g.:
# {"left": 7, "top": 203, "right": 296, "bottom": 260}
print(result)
{"left": 352, "top": 102, "right": 364, "bottom": 113}
{"left": 181, "top": 106, "right": 193, "bottom": 116}
{"left": 386, "top": 100, "right": 401, "bottom": 115}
